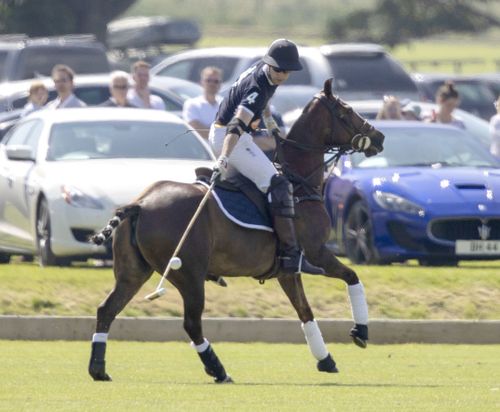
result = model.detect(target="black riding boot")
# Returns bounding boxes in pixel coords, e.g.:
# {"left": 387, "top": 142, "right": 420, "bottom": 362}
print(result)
{"left": 274, "top": 216, "right": 325, "bottom": 275}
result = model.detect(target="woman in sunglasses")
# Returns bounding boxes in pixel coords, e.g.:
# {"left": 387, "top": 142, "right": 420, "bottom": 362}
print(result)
{"left": 209, "top": 38, "right": 324, "bottom": 276}
{"left": 100, "top": 71, "right": 135, "bottom": 107}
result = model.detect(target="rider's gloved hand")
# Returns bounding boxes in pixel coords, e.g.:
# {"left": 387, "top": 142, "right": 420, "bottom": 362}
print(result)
{"left": 211, "top": 155, "right": 229, "bottom": 182}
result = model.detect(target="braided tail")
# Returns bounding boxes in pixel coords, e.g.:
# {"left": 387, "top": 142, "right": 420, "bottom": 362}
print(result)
{"left": 89, "top": 204, "right": 141, "bottom": 245}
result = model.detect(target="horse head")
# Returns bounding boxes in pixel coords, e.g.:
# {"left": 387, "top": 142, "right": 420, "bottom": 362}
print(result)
{"left": 289, "top": 78, "right": 384, "bottom": 158}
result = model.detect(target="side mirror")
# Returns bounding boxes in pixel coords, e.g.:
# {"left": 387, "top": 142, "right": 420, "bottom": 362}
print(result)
{"left": 5, "top": 145, "right": 35, "bottom": 161}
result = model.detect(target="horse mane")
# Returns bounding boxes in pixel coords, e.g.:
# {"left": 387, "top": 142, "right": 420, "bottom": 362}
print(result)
{"left": 287, "top": 78, "right": 334, "bottom": 139}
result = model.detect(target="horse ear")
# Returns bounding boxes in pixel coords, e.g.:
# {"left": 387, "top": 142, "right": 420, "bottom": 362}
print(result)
{"left": 323, "top": 78, "right": 333, "bottom": 98}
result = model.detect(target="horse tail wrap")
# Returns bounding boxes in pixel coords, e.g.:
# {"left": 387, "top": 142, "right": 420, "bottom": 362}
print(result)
{"left": 90, "top": 204, "right": 141, "bottom": 245}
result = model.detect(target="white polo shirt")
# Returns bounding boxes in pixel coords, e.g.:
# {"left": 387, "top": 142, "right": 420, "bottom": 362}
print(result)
{"left": 183, "top": 95, "right": 223, "bottom": 128}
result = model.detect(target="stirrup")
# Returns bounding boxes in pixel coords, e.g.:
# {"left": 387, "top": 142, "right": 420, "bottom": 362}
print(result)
{"left": 280, "top": 251, "right": 325, "bottom": 275}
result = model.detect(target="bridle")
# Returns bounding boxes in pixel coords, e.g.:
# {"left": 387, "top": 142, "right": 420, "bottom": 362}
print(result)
{"left": 276, "top": 93, "right": 374, "bottom": 155}
{"left": 275, "top": 93, "right": 375, "bottom": 202}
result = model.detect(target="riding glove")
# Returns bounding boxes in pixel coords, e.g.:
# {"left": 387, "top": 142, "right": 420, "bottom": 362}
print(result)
{"left": 212, "top": 155, "right": 229, "bottom": 181}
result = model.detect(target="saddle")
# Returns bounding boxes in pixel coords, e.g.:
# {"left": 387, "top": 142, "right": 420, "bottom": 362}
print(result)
{"left": 195, "top": 167, "right": 273, "bottom": 231}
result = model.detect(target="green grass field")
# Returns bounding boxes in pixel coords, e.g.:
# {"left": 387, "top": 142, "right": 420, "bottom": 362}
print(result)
{"left": 0, "top": 341, "right": 498, "bottom": 411}
{"left": 1, "top": 259, "right": 499, "bottom": 319}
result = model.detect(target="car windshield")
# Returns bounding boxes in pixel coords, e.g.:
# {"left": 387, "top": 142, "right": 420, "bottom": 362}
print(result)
{"left": 16, "top": 47, "right": 109, "bottom": 80}
{"left": 47, "top": 121, "right": 212, "bottom": 161}
{"left": 428, "top": 80, "right": 496, "bottom": 107}
{"left": 327, "top": 54, "right": 417, "bottom": 92}
{"left": 166, "top": 81, "right": 203, "bottom": 101}
{"left": 0, "top": 51, "right": 7, "bottom": 79}
{"left": 350, "top": 126, "right": 500, "bottom": 168}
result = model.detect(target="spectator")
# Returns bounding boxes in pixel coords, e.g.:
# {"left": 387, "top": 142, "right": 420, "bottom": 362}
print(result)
{"left": 45, "top": 64, "right": 86, "bottom": 109}
{"left": 21, "top": 81, "right": 48, "bottom": 116}
{"left": 427, "top": 81, "right": 465, "bottom": 129}
{"left": 401, "top": 101, "right": 422, "bottom": 121}
{"left": 490, "top": 95, "right": 500, "bottom": 157}
{"left": 100, "top": 71, "right": 135, "bottom": 107}
{"left": 127, "top": 60, "right": 165, "bottom": 110}
{"left": 182, "top": 66, "right": 223, "bottom": 139}
{"left": 376, "top": 95, "right": 403, "bottom": 120}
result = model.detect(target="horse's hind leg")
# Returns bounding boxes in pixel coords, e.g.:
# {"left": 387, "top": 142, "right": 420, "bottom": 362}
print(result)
{"left": 89, "top": 222, "right": 153, "bottom": 381}
{"left": 314, "top": 244, "right": 369, "bottom": 348}
{"left": 278, "top": 276, "right": 338, "bottom": 373}
{"left": 171, "top": 274, "right": 232, "bottom": 384}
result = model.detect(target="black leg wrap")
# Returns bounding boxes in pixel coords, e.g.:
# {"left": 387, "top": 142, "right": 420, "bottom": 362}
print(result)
{"left": 197, "top": 345, "right": 232, "bottom": 383}
{"left": 88, "top": 342, "right": 112, "bottom": 381}
{"left": 350, "top": 324, "right": 368, "bottom": 349}
{"left": 317, "top": 353, "right": 339, "bottom": 373}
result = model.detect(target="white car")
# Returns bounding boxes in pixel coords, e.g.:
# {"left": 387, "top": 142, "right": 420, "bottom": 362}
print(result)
{"left": 0, "top": 107, "right": 214, "bottom": 265}
{"left": 150, "top": 46, "right": 332, "bottom": 91}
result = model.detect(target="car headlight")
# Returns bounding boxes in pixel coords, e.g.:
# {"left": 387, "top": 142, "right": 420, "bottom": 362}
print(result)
{"left": 61, "top": 185, "right": 103, "bottom": 209}
{"left": 373, "top": 191, "right": 425, "bottom": 216}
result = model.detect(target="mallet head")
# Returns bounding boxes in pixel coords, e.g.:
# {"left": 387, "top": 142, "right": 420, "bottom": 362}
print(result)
{"left": 144, "top": 288, "right": 166, "bottom": 301}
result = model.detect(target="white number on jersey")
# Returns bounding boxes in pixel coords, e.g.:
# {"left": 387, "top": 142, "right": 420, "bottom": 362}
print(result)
{"left": 245, "top": 92, "right": 259, "bottom": 105}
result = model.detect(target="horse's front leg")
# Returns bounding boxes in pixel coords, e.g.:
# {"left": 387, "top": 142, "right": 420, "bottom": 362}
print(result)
{"left": 297, "top": 204, "right": 368, "bottom": 348}
{"left": 278, "top": 276, "right": 338, "bottom": 373}
{"left": 173, "top": 273, "right": 233, "bottom": 384}
{"left": 313, "top": 243, "right": 369, "bottom": 348}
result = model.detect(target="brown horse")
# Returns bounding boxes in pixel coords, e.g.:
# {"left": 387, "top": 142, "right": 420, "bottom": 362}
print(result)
{"left": 88, "top": 78, "right": 384, "bottom": 383}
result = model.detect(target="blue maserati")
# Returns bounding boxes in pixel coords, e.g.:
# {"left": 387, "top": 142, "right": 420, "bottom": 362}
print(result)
{"left": 324, "top": 121, "right": 500, "bottom": 265}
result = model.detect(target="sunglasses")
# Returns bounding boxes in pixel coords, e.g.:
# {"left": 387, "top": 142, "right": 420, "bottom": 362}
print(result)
{"left": 271, "top": 66, "right": 290, "bottom": 74}
{"left": 204, "top": 78, "right": 221, "bottom": 84}
{"left": 113, "top": 84, "right": 129, "bottom": 90}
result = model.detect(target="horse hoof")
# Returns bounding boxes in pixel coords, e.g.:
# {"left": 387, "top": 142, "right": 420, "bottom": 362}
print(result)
{"left": 215, "top": 375, "right": 234, "bottom": 384}
{"left": 89, "top": 361, "right": 112, "bottom": 381}
{"left": 350, "top": 324, "right": 368, "bottom": 349}
{"left": 92, "top": 372, "right": 112, "bottom": 382}
{"left": 317, "top": 354, "right": 339, "bottom": 373}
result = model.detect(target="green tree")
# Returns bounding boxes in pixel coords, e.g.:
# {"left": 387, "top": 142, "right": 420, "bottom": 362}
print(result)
{"left": 0, "top": 0, "right": 137, "bottom": 44}
{"left": 327, "top": 0, "right": 500, "bottom": 47}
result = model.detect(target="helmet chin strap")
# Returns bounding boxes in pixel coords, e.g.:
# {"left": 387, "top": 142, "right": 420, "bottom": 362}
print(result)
{"left": 263, "top": 64, "right": 277, "bottom": 86}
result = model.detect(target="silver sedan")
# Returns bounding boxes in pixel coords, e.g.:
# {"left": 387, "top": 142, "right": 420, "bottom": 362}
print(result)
{"left": 0, "top": 107, "right": 214, "bottom": 265}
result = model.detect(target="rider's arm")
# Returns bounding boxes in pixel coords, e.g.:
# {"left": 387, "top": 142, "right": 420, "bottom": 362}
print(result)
{"left": 262, "top": 104, "right": 282, "bottom": 139}
{"left": 220, "top": 106, "right": 253, "bottom": 159}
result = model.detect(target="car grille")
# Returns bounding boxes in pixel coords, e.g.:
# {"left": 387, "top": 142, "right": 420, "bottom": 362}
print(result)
{"left": 430, "top": 218, "right": 500, "bottom": 241}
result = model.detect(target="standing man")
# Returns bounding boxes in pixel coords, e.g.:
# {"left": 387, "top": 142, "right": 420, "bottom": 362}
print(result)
{"left": 45, "top": 64, "right": 86, "bottom": 109}
{"left": 127, "top": 60, "right": 166, "bottom": 110}
{"left": 183, "top": 66, "right": 223, "bottom": 139}
{"left": 209, "top": 39, "right": 324, "bottom": 277}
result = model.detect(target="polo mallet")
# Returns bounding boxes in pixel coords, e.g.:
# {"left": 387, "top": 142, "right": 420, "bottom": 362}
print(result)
{"left": 144, "top": 179, "right": 216, "bottom": 301}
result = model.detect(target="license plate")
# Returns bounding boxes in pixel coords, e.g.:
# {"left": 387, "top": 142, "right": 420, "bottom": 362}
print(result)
{"left": 455, "top": 240, "right": 500, "bottom": 255}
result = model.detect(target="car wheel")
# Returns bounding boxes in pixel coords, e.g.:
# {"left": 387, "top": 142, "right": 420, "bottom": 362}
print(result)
{"left": 344, "top": 201, "right": 379, "bottom": 264}
{"left": 0, "top": 253, "right": 11, "bottom": 264}
{"left": 36, "top": 198, "right": 67, "bottom": 267}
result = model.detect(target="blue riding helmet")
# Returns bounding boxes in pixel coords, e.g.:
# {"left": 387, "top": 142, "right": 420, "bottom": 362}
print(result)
{"left": 262, "top": 39, "right": 303, "bottom": 71}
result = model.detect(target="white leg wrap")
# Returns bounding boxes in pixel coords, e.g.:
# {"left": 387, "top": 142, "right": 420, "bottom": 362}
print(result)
{"left": 190, "top": 338, "right": 210, "bottom": 353}
{"left": 348, "top": 282, "right": 369, "bottom": 325}
{"left": 302, "top": 320, "right": 329, "bottom": 361}
{"left": 92, "top": 333, "right": 108, "bottom": 343}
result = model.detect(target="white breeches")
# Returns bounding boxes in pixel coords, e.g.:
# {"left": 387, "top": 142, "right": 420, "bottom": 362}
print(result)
{"left": 209, "top": 123, "right": 278, "bottom": 193}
